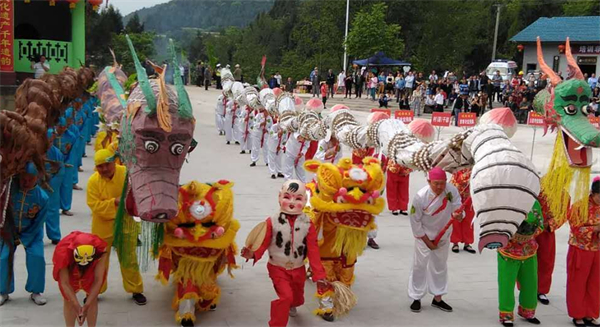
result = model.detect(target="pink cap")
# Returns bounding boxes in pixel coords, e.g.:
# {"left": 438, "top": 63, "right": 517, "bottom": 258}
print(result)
{"left": 330, "top": 104, "right": 349, "bottom": 112}
{"left": 294, "top": 95, "right": 303, "bottom": 106}
{"left": 273, "top": 87, "right": 283, "bottom": 97}
{"left": 367, "top": 112, "right": 390, "bottom": 124}
{"left": 306, "top": 98, "right": 324, "bottom": 111}
{"left": 428, "top": 167, "right": 446, "bottom": 181}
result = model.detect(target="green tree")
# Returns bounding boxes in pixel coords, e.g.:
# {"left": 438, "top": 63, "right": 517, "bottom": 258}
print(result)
{"left": 345, "top": 3, "right": 404, "bottom": 60}
{"left": 86, "top": 4, "right": 125, "bottom": 68}
{"left": 125, "top": 13, "right": 145, "bottom": 34}
{"left": 110, "top": 32, "right": 156, "bottom": 74}
{"left": 562, "top": 0, "right": 600, "bottom": 16}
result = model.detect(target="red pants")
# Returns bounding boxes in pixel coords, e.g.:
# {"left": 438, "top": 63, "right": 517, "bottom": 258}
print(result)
{"left": 535, "top": 229, "right": 555, "bottom": 295}
{"left": 386, "top": 173, "right": 409, "bottom": 211}
{"left": 305, "top": 141, "right": 318, "bottom": 160}
{"left": 451, "top": 205, "right": 474, "bottom": 244}
{"left": 567, "top": 245, "right": 600, "bottom": 319}
{"left": 267, "top": 263, "right": 306, "bottom": 327}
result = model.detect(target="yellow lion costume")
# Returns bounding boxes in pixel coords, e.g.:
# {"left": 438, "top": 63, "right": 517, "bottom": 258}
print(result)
{"left": 156, "top": 180, "right": 239, "bottom": 326}
{"left": 304, "top": 157, "right": 385, "bottom": 316}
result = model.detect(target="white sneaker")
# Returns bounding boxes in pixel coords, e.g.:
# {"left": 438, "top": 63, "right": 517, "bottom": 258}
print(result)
{"left": 30, "top": 293, "right": 47, "bottom": 305}
{"left": 289, "top": 307, "right": 298, "bottom": 317}
{"left": 0, "top": 294, "right": 8, "bottom": 306}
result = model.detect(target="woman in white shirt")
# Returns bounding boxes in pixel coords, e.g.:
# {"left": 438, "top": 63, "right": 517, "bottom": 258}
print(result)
{"left": 412, "top": 85, "right": 425, "bottom": 116}
{"left": 337, "top": 71, "right": 346, "bottom": 94}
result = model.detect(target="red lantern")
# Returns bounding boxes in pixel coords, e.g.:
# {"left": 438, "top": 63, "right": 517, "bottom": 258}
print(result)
{"left": 66, "top": 0, "right": 79, "bottom": 9}
{"left": 88, "top": 0, "right": 102, "bottom": 10}
{"left": 517, "top": 44, "right": 524, "bottom": 52}
{"left": 558, "top": 44, "right": 565, "bottom": 53}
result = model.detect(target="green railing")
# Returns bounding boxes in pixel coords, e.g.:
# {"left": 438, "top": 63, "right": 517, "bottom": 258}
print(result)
{"left": 13, "top": 39, "right": 73, "bottom": 74}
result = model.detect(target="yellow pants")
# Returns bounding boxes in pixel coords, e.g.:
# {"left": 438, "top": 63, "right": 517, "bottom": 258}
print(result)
{"left": 100, "top": 237, "right": 144, "bottom": 294}
{"left": 318, "top": 215, "right": 359, "bottom": 287}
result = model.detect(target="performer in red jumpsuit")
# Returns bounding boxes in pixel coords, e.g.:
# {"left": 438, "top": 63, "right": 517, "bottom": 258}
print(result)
{"left": 52, "top": 231, "right": 109, "bottom": 327}
{"left": 242, "top": 180, "right": 327, "bottom": 327}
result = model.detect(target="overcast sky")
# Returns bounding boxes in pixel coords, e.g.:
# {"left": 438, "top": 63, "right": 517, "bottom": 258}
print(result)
{"left": 109, "top": 0, "right": 171, "bottom": 16}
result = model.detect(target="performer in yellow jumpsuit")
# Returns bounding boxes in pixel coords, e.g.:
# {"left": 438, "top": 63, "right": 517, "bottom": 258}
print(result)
{"left": 86, "top": 149, "right": 146, "bottom": 305}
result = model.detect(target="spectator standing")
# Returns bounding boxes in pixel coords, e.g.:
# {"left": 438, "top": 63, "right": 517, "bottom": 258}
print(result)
{"left": 268, "top": 74, "right": 279, "bottom": 89}
{"left": 588, "top": 73, "right": 598, "bottom": 90}
{"left": 311, "top": 67, "right": 320, "bottom": 97}
{"left": 31, "top": 55, "right": 50, "bottom": 79}
{"left": 284, "top": 77, "right": 295, "bottom": 93}
{"left": 337, "top": 70, "right": 346, "bottom": 94}
{"left": 468, "top": 76, "right": 479, "bottom": 98}
{"left": 491, "top": 70, "right": 503, "bottom": 104}
{"left": 354, "top": 70, "right": 364, "bottom": 98}
{"left": 385, "top": 72, "right": 395, "bottom": 95}
{"left": 204, "top": 66, "right": 211, "bottom": 90}
{"left": 344, "top": 73, "right": 353, "bottom": 99}
{"left": 429, "top": 70, "right": 439, "bottom": 83}
{"left": 233, "top": 64, "right": 242, "bottom": 82}
{"left": 405, "top": 71, "right": 415, "bottom": 94}
{"left": 452, "top": 93, "right": 470, "bottom": 126}
{"left": 215, "top": 64, "right": 222, "bottom": 89}
{"left": 369, "top": 73, "right": 378, "bottom": 101}
{"left": 326, "top": 69, "right": 336, "bottom": 98}
{"left": 320, "top": 82, "right": 328, "bottom": 109}
{"left": 434, "top": 88, "right": 444, "bottom": 112}
{"left": 470, "top": 93, "right": 483, "bottom": 117}
{"left": 395, "top": 73, "right": 405, "bottom": 103}
{"left": 195, "top": 61, "right": 204, "bottom": 87}
{"left": 411, "top": 84, "right": 425, "bottom": 116}
{"left": 274, "top": 71, "right": 282, "bottom": 86}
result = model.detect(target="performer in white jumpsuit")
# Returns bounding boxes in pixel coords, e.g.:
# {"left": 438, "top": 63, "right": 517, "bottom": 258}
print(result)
{"left": 313, "top": 138, "right": 343, "bottom": 164}
{"left": 408, "top": 167, "right": 461, "bottom": 313}
{"left": 224, "top": 97, "right": 236, "bottom": 144}
{"left": 282, "top": 132, "right": 309, "bottom": 183}
{"left": 215, "top": 94, "right": 227, "bottom": 135}
{"left": 267, "top": 119, "right": 288, "bottom": 179}
{"left": 250, "top": 108, "right": 271, "bottom": 166}
{"left": 236, "top": 105, "right": 253, "bottom": 153}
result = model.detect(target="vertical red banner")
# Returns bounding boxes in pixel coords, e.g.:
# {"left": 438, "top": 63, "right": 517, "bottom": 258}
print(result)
{"left": 0, "top": 0, "right": 13, "bottom": 72}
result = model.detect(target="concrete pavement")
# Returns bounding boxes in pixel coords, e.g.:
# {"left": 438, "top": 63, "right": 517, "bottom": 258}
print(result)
{"left": 1, "top": 85, "right": 594, "bottom": 326}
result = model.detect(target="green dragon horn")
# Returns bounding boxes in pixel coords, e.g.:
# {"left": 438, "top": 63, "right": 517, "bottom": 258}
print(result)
{"left": 168, "top": 39, "right": 193, "bottom": 119}
{"left": 126, "top": 34, "right": 157, "bottom": 113}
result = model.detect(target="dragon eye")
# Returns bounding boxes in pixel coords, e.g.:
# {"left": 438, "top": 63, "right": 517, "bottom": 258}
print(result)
{"left": 582, "top": 104, "right": 591, "bottom": 116}
{"left": 564, "top": 104, "right": 577, "bottom": 115}
{"left": 144, "top": 140, "right": 159, "bottom": 153}
{"left": 170, "top": 143, "right": 185, "bottom": 155}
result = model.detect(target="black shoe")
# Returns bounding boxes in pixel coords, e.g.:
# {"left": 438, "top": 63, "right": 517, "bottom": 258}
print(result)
{"left": 235, "top": 142, "right": 240, "bottom": 145}
{"left": 240, "top": 150, "right": 246, "bottom": 154}
{"left": 321, "top": 312, "right": 335, "bottom": 322}
{"left": 181, "top": 318, "right": 194, "bottom": 327}
{"left": 410, "top": 300, "right": 421, "bottom": 312}
{"left": 392, "top": 210, "right": 399, "bottom": 216}
{"left": 431, "top": 299, "right": 452, "bottom": 312}
{"left": 51, "top": 240, "right": 60, "bottom": 245}
{"left": 537, "top": 294, "right": 549, "bottom": 305}
{"left": 526, "top": 317, "right": 541, "bottom": 325}
{"left": 226, "top": 141, "right": 230, "bottom": 145}
{"left": 367, "top": 238, "right": 380, "bottom": 249}
{"left": 452, "top": 244, "right": 459, "bottom": 253}
{"left": 584, "top": 319, "right": 600, "bottom": 326}
{"left": 573, "top": 319, "right": 586, "bottom": 327}
{"left": 132, "top": 293, "right": 147, "bottom": 305}
{"left": 464, "top": 244, "right": 476, "bottom": 254}
{"left": 209, "top": 304, "right": 217, "bottom": 311}
{"left": 277, "top": 173, "right": 284, "bottom": 178}
{"left": 271, "top": 174, "right": 277, "bottom": 179}
{"left": 502, "top": 321, "right": 514, "bottom": 327}
{"left": 399, "top": 210, "right": 408, "bottom": 216}
{"left": 250, "top": 162, "right": 256, "bottom": 167}
{"left": 249, "top": 150, "right": 252, "bottom": 154}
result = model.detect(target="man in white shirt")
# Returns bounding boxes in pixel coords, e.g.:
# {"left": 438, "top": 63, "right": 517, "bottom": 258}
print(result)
{"left": 408, "top": 167, "right": 462, "bottom": 313}
{"left": 31, "top": 56, "right": 50, "bottom": 79}
{"left": 434, "top": 88, "right": 445, "bottom": 112}
{"left": 274, "top": 72, "right": 282, "bottom": 87}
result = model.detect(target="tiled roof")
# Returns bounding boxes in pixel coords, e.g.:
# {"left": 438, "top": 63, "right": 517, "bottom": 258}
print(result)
{"left": 510, "top": 16, "right": 600, "bottom": 42}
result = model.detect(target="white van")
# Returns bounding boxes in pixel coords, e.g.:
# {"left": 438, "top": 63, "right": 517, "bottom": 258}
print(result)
{"left": 486, "top": 60, "right": 518, "bottom": 81}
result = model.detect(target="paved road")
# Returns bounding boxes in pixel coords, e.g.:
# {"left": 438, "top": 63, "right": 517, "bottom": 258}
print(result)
{"left": 2, "top": 86, "right": 595, "bottom": 326}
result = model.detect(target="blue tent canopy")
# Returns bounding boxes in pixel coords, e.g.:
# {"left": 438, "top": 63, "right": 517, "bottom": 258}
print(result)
{"left": 352, "top": 51, "right": 411, "bottom": 67}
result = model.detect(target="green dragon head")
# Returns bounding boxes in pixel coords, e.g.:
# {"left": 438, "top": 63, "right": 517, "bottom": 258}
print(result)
{"left": 534, "top": 37, "right": 598, "bottom": 167}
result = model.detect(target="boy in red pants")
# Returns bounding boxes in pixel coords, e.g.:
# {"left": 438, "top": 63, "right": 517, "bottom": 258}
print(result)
{"left": 450, "top": 168, "right": 476, "bottom": 253}
{"left": 242, "top": 180, "right": 327, "bottom": 327}
{"left": 386, "top": 162, "right": 411, "bottom": 216}
{"left": 536, "top": 193, "right": 559, "bottom": 305}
